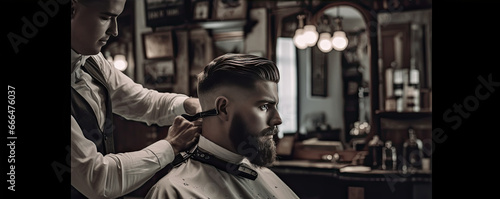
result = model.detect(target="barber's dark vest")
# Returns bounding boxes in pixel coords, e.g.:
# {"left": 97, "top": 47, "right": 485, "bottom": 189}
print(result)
{"left": 71, "top": 57, "right": 116, "bottom": 199}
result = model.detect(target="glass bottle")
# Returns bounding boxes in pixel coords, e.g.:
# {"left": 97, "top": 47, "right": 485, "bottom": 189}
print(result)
{"left": 382, "top": 140, "right": 397, "bottom": 170}
{"left": 402, "top": 127, "right": 423, "bottom": 172}
{"left": 405, "top": 66, "right": 420, "bottom": 112}
{"left": 367, "top": 135, "right": 384, "bottom": 169}
{"left": 393, "top": 68, "right": 404, "bottom": 112}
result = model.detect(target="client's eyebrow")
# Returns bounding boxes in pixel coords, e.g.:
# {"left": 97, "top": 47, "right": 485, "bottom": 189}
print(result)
{"left": 256, "top": 99, "right": 277, "bottom": 106}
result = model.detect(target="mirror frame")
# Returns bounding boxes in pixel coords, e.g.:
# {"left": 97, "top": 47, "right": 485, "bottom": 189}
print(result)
{"left": 311, "top": 1, "right": 380, "bottom": 135}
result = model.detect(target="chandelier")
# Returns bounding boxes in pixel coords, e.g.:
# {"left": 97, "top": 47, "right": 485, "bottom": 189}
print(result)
{"left": 293, "top": 6, "right": 349, "bottom": 53}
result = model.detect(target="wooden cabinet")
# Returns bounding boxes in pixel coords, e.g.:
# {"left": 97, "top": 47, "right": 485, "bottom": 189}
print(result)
{"left": 271, "top": 161, "right": 431, "bottom": 199}
{"left": 374, "top": 110, "right": 432, "bottom": 170}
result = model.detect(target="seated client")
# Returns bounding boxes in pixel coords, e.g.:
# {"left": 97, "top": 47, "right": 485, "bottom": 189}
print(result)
{"left": 145, "top": 53, "right": 299, "bottom": 199}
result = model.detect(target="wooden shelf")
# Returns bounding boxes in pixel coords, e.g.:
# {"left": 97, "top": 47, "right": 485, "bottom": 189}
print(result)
{"left": 375, "top": 109, "right": 432, "bottom": 119}
{"left": 197, "top": 19, "right": 247, "bottom": 30}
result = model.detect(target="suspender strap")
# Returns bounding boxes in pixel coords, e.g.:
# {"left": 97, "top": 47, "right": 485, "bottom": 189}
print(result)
{"left": 71, "top": 57, "right": 115, "bottom": 154}
{"left": 80, "top": 57, "right": 115, "bottom": 154}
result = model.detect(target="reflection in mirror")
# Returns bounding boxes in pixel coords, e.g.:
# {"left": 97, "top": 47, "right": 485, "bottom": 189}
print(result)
{"left": 275, "top": 1, "right": 378, "bottom": 150}
{"left": 311, "top": 4, "right": 371, "bottom": 147}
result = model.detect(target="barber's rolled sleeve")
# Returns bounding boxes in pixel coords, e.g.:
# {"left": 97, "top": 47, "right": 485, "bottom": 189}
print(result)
{"left": 145, "top": 139, "right": 175, "bottom": 168}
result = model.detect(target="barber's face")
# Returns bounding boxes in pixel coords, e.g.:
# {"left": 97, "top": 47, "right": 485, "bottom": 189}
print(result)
{"left": 229, "top": 81, "right": 282, "bottom": 167}
{"left": 71, "top": 0, "right": 125, "bottom": 55}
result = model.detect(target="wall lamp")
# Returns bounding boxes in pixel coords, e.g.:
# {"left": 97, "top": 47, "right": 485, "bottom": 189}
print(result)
{"left": 105, "top": 51, "right": 128, "bottom": 71}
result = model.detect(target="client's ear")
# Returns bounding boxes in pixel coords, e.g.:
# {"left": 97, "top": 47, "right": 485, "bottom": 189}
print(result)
{"left": 215, "top": 96, "right": 229, "bottom": 121}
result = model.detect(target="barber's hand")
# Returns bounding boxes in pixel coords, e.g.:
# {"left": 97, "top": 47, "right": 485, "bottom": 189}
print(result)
{"left": 165, "top": 116, "right": 202, "bottom": 155}
{"left": 183, "top": 97, "right": 202, "bottom": 115}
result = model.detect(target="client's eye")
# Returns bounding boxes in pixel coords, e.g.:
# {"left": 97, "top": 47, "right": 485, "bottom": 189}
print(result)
{"left": 259, "top": 104, "right": 269, "bottom": 111}
{"left": 100, "top": 16, "right": 111, "bottom": 21}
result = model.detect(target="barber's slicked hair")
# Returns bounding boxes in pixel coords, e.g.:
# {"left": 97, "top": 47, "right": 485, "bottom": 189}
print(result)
{"left": 197, "top": 53, "right": 280, "bottom": 95}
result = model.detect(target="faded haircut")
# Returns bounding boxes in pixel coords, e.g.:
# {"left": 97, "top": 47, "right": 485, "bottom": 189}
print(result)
{"left": 197, "top": 53, "right": 280, "bottom": 96}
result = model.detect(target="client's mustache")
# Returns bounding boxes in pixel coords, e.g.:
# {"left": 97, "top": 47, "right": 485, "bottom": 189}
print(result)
{"left": 261, "top": 126, "right": 279, "bottom": 137}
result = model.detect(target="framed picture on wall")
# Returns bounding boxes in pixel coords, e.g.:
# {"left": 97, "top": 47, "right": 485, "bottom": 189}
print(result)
{"left": 144, "top": 0, "right": 186, "bottom": 27}
{"left": 144, "top": 59, "right": 176, "bottom": 89}
{"left": 142, "top": 30, "right": 174, "bottom": 59}
{"left": 192, "top": 0, "right": 210, "bottom": 20}
{"left": 213, "top": 0, "right": 247, "bottom": 20}
{"left": 311, "top": 47, "right": 327, "bottom": 96}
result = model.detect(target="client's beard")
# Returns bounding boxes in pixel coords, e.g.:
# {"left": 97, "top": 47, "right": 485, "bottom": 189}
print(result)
{"left": 229, "top": 113, "right": 277, "bottom": 167}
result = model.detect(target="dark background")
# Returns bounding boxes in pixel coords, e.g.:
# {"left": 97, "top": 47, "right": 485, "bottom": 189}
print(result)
{"left": 431, "top": 1, "right": 499, "bottom": 198}
{"left": 2, "top": 0, "right": 499, "bottom": 198}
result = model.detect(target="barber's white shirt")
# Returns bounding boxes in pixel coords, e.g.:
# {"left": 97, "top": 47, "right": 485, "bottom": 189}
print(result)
{"left": 146, "top": 136, "right": 300, "bottom": 199}
{"left": 70, "top": 49, "right": 189, "bottom": 198}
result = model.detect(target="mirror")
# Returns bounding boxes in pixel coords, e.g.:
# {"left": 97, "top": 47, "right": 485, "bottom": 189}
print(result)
{"left": 307, "top": 2, "right": 378, "bottom": 147}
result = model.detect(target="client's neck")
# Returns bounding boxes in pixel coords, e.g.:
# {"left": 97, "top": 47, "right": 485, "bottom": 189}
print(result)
{"left": 201, "top": 118, "right": 237, "bottom": 153}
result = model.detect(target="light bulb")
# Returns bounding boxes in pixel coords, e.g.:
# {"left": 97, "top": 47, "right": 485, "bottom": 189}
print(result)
{"left": 113, "top": 54, "right": 128, "bottom": 71}
{"left": 302, "top": 25, "right": 318, "bottom": 47}
{"left": 331, "top": 31, "right": 348, "bottom": 51}
{"left": 317, "top": 32, "right": 333, "bottom": 53}
{"left": 293, "top": 29, "right": 308, "bottom": 49}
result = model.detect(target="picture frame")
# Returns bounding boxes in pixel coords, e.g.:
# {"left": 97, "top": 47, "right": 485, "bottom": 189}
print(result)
{"left": 192, "top": 0, "right": 210, "bottom": 20}
{"left": 144, "top": 0, "right": 186, "bottom": 27}
{"left": 142, "top": 30, "right": 174, "bottom": 59}
{"left": 144, "top": 59, "right": 176, "bottom": 89}
{"left": 213, "top": 0, "right": 247, "bottom": 20}
{"left": 311, "top": 47, "right": 328, "bottom": 96}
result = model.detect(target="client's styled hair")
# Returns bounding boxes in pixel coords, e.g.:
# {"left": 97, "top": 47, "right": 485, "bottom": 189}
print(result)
{"left": 197, "top": 53, "right": 280, "bottom": 96}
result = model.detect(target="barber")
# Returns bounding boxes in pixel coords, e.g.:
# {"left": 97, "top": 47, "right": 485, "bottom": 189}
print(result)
{"left": 70, "top": 0, "right": 201, "bottom": 198}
